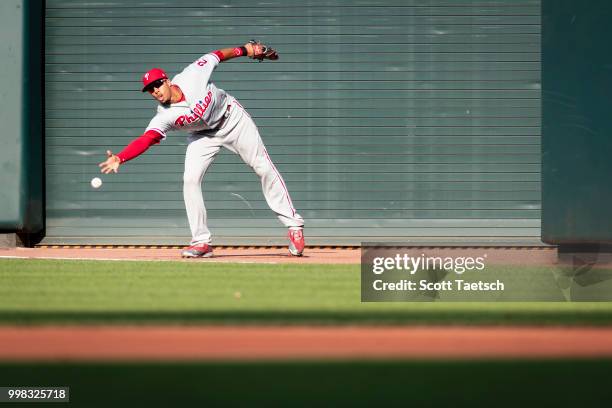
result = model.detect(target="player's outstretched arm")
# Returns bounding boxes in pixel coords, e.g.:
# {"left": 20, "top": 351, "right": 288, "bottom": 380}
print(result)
{"left": 98, "top": 130, "right": 163, "bottom": 174}
{"left": 211, "top": 46, "right": 249, "bottom": 62}
{"left": 212, "top": 41, "right": 279, "bottom": 62}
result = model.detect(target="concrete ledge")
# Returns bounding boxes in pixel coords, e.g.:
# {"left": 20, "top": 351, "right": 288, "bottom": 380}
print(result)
{"left": 0, "top": 234, "right": 20, "bottom": 248}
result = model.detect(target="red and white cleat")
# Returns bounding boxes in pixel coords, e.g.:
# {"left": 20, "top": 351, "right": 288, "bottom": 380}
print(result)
{"left": 288, "top": 229, "right": 305, "bottom": 257}
{"left": 181, "top": 244, "right": 213, "bottom": 258}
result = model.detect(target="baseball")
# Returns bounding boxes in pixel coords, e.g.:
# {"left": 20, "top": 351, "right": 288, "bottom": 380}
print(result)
{"left": 90, "top": 177, "right": 102, "bottom": 189}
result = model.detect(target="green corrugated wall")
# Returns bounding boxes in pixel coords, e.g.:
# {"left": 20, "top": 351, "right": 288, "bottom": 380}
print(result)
{"left": 44, "top": 0, "right": 542, "bottom": 245}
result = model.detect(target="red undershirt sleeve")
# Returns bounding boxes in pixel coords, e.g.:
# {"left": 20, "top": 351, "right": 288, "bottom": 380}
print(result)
{"left": 116, "top": 129, "right": 163, "bottom": 163}
{"left": 211, "top": 47, "right": 246, "bottom": 62}
{"left": 212, "top": 50, "right": 226, "bottom": 61}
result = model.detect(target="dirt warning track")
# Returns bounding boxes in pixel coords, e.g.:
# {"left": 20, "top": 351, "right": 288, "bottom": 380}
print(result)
{"left": 1, "top": 246, "right": 558, "bottom": 265}
{"left": 1, "top": 326, "right": 612, "bottom": 362}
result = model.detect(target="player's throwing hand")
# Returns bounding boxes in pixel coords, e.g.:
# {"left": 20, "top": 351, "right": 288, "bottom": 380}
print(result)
{"left": 99, "top": 150, "right": 121, "bottom": 174}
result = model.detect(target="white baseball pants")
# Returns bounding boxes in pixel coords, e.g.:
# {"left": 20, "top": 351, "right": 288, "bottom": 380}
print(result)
{"left": 183, "top": 100, "right": 304, "bottom": 245}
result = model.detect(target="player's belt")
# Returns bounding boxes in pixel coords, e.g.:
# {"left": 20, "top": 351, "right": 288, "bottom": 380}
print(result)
{"left": 214, "top": 104, "right": 232, "bottom": 130}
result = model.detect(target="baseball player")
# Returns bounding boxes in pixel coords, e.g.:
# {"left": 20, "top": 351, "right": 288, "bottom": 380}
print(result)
{"left": 99, "top": 41, "right": 305, "bottom": 258}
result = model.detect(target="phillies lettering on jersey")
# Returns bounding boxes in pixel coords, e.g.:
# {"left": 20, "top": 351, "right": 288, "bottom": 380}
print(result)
{"left": 144, "top": 53, "right": 228, "bottom": 138}
{"left": 175, "top": 91, "right": 213, "bottom": 127}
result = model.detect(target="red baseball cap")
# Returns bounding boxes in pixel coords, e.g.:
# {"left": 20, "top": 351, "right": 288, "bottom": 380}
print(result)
{"left": 141, "top": 68, "right": 168, "bottom": 92}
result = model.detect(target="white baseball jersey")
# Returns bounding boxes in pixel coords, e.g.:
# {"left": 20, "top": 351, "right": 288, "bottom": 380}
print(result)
{"left": 145, "top": 53, "right": 230, "bottom": 138}
{"left": 140, "top": 50, "right": 305, "bottom": 247}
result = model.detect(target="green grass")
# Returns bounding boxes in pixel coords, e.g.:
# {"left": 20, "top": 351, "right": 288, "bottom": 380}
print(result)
{"left": 1, "top": 360, "right": 612, "bottom": 407}
{"left": 1, "top": 258, "right": 612, "bottom": 325}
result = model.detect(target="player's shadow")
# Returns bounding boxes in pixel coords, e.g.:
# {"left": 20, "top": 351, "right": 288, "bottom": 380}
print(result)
{"left": 553, "top": 246, "right": 612, "bottom": 301}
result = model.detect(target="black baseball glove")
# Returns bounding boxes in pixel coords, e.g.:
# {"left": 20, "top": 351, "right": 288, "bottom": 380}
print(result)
{"left": 247, "top": 39, "right": 279, "bottom": 61}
